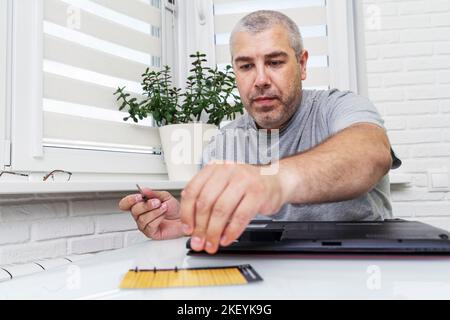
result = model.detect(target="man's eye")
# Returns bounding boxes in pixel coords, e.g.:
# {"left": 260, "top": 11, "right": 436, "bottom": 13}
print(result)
{"left": 239, "top": 64, "right": 253, "bottom": 70}
{"left": 269, "top": 60, "right": 284, "bottom": 67}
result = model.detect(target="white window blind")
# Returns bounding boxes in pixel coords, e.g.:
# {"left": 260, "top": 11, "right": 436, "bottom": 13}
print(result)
{"left": 212, "top": 0, "right": 331, "bottom": 90}
{"left": 42, "top": 0, "right": 163, "bottom": 155}
{"left": 10, "top": 0, "right": 173, "bottom": 175}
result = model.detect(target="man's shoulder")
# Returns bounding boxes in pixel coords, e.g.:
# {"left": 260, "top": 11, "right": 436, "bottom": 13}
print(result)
{"left": 307, "top": 88, "right": 359, "bottom": 105}
{"left": 307, "top": 89, "right": 375, "bottom": 115}
{"left": 204, "top": 114, "right": 249, "bottom": 148}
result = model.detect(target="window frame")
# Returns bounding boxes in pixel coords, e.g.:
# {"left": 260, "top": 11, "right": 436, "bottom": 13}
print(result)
{"left": 326, "top": 0, "right": 360, "bottom": 93}
{"left": 161, "top": 0, "right": 178, "bottom": 84}
{"left": 0, "top": 0, "right": 11, "bottom": 169}
{"left": 9, "top": 0, "right": 173, "bottom": 176}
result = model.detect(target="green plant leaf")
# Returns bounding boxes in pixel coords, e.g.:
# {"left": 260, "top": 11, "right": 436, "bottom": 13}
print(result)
{"left": 114, "top": 52, "right": 243, "bottom": 126}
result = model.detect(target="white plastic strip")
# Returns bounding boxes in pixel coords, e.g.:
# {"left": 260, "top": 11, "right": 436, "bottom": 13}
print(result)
{"left": 43, "top": 60, "right": 142, "bottom": 94}
{"left": 44, "top": 21, "right": 155, "bottom": 65}
{"left": 58, "top": 0, "right": 152, "bottom": 34}
{"left": 43, "top": 98, "right": 153, "bottom": 126}
{"left": 213, "top": 0, "right": 326, "bottom": 15}
{"left": 215, "top": 25, "right": 327, "bottom": 45}
{"left": 43, "top": 73, "right": 141, "bottom": 112}
{"left": 214, "top": 7, "right": 327, "bottom": 34}
{"left": 43, "top": 111, "right": 161, "bottom": 148}
{"left": 90, "top": 0, "right": 161, "bottom": 24}
{"left": 44, "top": 0, "right": 161, "bottom": 55}
{"left": 44, "top": 34, "right": 149, "bottom": 82}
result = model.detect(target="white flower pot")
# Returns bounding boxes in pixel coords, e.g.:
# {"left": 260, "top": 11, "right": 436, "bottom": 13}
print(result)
{"left": 159, "top": 123, "right": 219, "bottom": 181}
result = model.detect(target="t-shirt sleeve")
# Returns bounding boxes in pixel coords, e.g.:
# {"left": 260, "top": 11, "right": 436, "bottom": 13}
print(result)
{"left": 324, "top": 89, "right": 385, "bottom": 135}
{"left": 323, "top": 89, "right": 402, "bottom": 170}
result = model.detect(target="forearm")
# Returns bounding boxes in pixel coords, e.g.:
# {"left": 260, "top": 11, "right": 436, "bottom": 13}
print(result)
{"left": 277, "top": 123, "right": 392, "bottom": 205}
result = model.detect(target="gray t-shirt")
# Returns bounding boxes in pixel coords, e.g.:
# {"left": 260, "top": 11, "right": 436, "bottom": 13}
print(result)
{"left": 202, "top": 89, "right": 393, "bottom": 221}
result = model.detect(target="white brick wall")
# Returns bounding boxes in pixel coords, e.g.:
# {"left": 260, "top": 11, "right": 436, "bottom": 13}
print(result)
{"left": 69, "top": 233, "right": 124, "bottom": 255}
{"left": 0, "top": 192, "right": 150, "bottom": 265}
{"left": 0, "top": 223, "right": 29, "bottom": 245}
{"left": 32, "top": 217, "right": 95, "bottom": 241}
{"left": 364, "top": 0, "right": 450, "bottom": 224}
{"left": 0, "top": 240, "right": 67, "bottom": 266}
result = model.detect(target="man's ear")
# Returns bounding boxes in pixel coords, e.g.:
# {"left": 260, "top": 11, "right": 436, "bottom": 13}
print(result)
{"left": 298, "top": 50, "right": 308, "bottom": 81}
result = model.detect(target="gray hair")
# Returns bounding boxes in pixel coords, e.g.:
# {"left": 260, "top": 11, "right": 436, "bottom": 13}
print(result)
{"left": 230, "top": 10, "right": 304, "bottom": 59}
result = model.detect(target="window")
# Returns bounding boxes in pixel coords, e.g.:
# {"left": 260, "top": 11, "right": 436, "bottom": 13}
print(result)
{"left": 0, "top": 0, "right": 10, "bottom": 169}
{"left": 212, "top": 0, "right": 360, "bottom": 91}
{"left": 5, "top": 0, "right": 360, "bottom": 184}
{"left": 9, "top": 0, "right": 175, "bottom": 176}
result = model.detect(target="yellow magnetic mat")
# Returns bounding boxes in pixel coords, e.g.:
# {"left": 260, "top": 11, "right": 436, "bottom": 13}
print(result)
{"left": 120, "top": 265, "right": 262, "bottom": 289}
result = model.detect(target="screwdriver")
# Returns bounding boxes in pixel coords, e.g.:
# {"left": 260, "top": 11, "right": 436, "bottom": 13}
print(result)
{"left": 136, "top": 184, "right": 149, "bottom": 202}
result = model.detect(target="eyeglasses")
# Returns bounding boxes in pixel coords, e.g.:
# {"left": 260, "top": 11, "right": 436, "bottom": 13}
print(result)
{"left": 0, "top": 170, "right": 72, "bottom": 182}
{"left": 42, "top": 170, "right": 72, "bottom": 182}
{"left": 0, "top": 171, "right": 29, "bottom": 178}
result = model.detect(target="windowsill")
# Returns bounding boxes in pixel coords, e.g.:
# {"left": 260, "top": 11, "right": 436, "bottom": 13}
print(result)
{"left": 0, "top": 180, "right": 188, "bottom": 194}
{"left": 389, "top": 173, "right": 412, "bottom": 185}
{"left": 0, "top": 174, "right": 411, "bottom": 195}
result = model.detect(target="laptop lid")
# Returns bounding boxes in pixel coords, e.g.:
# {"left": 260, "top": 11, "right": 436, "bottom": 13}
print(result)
{"left": 186, "top": 219, "right": 450, "bottom": 254}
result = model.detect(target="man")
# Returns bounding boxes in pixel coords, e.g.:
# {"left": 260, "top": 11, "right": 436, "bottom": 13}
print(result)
{"left": 119, "top": 10, "right": 397, "bottom": 255}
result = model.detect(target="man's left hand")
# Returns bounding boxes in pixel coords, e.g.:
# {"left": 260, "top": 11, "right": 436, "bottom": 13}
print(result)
{"left": 180, "top": 162, "right": 286, "bottom": 254}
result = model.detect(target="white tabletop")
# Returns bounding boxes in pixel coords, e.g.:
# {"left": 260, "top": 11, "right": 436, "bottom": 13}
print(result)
{"left": 1, "top": 237, "right": 450, "bottom": 300}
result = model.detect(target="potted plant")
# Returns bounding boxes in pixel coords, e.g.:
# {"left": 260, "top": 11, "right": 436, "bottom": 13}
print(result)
{"left": 114, "top": 52, "right": 244, "bottom": 181}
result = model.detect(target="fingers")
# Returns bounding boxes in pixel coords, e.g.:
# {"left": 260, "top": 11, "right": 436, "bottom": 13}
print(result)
{"left": 203, "top": 181, "right": 246, "bottom": 254}
{"left": 220, "top": 193, "right": 260, "bottom": 247}
{"left": 189, "top": 168, "right": 232, "bottom": 251}
{"left": 179, "top": 163, "right": 216, "bottom": 235}
{"left": 118, "top": 193, "right": 143, "bottom": 211}
{"left": 118, "top": 187, "right": 182, "bottom": 240}
{"left": 141, "top": 188, "right": 173, "bottom": 203}
{"left": 178, "top": 163, "right": 284, "bottom": 254}
{"left": 130, "top": 198, "right": 162, "bottom": 221}
{"left": 137, "top": 203, "right": 168, "bottom": 238}
{"left": 118, "top": 188, "right": 172, "bottom": 212}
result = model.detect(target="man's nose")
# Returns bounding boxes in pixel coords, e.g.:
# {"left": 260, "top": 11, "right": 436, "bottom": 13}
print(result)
{"left": 254, "top": 67, "right": 271, "bottom": 90}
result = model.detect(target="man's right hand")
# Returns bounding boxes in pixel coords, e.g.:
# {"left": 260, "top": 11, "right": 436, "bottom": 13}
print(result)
{"left": 118, "top": 188, "right": 184, "bottom": 240}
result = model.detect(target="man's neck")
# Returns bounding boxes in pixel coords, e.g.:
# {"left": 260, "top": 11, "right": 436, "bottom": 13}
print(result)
{"left": 255, "top": 92, "right": 303, "bottom": 132}
{"left": 255, "top": 118, "right": 292, "bottom": 132}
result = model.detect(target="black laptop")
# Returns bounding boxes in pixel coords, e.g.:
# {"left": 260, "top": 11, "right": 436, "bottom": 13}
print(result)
{"left": 186, "top": 219, "right": 450, "bottom": 254}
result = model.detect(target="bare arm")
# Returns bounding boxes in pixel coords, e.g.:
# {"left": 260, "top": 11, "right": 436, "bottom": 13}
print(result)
{"left": 277, "top": 123, "right": 393, "bottom": 206}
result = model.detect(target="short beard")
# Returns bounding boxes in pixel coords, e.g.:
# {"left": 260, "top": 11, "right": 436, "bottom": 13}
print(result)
{"left": 251, "top": 87, "right": 302, "bottom": 130}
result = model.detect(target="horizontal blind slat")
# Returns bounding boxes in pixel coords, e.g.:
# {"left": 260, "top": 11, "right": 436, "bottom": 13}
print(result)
{"left": 214, "top": 7, "right": 327, "bottom": 34}
{"left": 213, "top": 0, "right": 325, "bottom": 11}
{"left": 44, "top": 34, "right": 149, "bottom": 82}
{"left": 303, "top": 67, "right": 329, "bottom": 87}
{"left": 304, "top": 37, "right": 328, "bottom": 55}
{"left": 215, "top": 37, "right": 328, "bottom": 64}
{"left": 45, "top": 0, "right": 160, "bottom": 56}
{"left": 89, "top": 0, "right": 161, "bottom": 24}
{"left": 43, "top": 73, "right": 142, "bottom": 112}
{"left": 44, "top": 112, "right": 161, "bottom": 148}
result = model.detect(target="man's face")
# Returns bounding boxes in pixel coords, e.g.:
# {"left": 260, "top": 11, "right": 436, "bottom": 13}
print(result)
{"left": 232, "top": 25, "right": 308, "bottom": 129}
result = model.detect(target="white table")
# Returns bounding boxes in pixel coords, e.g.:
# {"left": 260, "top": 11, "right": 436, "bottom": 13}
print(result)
{"left": 1, "top": 237, "right": 450, "bottom": 300}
